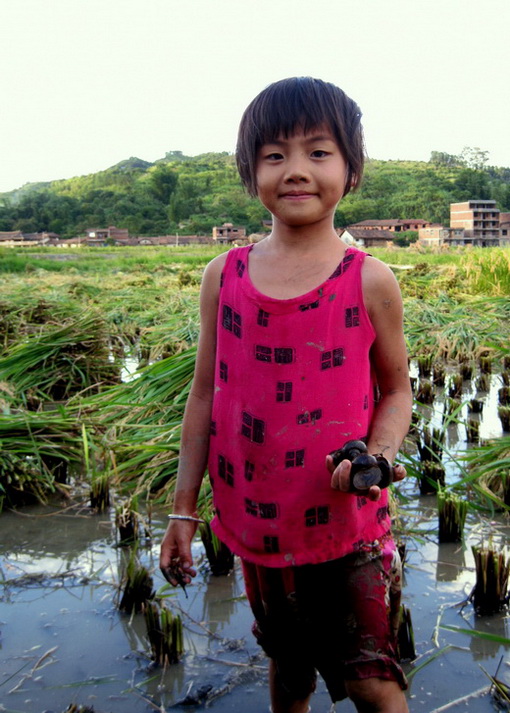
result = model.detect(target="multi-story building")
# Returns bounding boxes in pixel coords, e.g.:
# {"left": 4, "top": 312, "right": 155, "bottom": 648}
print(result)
{"left": 418, "top": 226, "right": 466, "bottom": 248}
{"left": 500, "top": 212, "right": 510, "bottom": 245}
{"left": 212, "top": 222, "right": 247, "bottom": 244}
{"left": 450, "top": 200, "right": 500, "bottom": 246}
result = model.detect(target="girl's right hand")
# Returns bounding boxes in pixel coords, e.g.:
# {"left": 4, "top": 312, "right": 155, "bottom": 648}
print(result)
{"left": 159, "top": 519, "right": 198, "bottom": 586}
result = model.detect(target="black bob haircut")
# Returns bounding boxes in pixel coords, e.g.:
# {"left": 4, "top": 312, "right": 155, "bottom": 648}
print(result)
{"left": 236, "top": 77, "right": 365, "bottom": 198}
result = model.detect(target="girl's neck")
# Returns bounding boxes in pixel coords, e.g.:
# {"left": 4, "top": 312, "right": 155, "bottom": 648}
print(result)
{"left": 249, "top": 231, "right": 348, "bottom": 300}
{"left": 264, "top": 221, "right": 342, "bottom": 256}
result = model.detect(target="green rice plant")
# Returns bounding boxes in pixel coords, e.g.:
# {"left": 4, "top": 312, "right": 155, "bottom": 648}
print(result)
{"left": 468, "top": 398, "right": 484, "bottom": 414}
{"left": 471, "top": 544, "right": 510, "bottom": 615}
{"left": 476, "top": 372, "right": 490, "bottom": 392}
{"left": 405, "top": 294, "right": 509, "bottom": 362}
{"left": 0, "top": 312, "right": 119, "bottom": 404}
{"left": 418, "top": 427, "right": 446, "bottom": 494}
{"left": 118, "top": 549, "right": 154, "bottom": 614}
{"left": 415, "top": 379, "right": 434, "bottom": 404}
{"left": 455, "top": 437, "right": 510, "bottom": 511}
{"left": 448, "top": 373, "right": 463, "bottom": 399}
{"left": 459, "top": 360, "right": 474, "bottom": 380}
{"left": 397, "top": 605, "right": 416, "bottom": 662}
{"left": 144, "top": 600, "right": 183, "bottom": 665}
{"left": 432, "top": 362, "right": 445, "bottom": 387}
{"left": 466, "top": 418, "right": 480, "bottom": 444}
{"left": 499, "top": 386, "right": 510, "bottom": 406}
{"left": 0, "top": 408, "right": 81, "bottom": 511}
{"left": 462, "top": 248, "right": 510, "bottom": 296}
{"left": 417, "top": 354, "right": 433, "bottom": 378}
{"left": 437, "top": 488, "right": 467, "bottom": 542}
{"left": 115, "top": 496, "right": 141, "bottom": 544}
{"left": 198, "top": 520, "right": 235, "bottom": 576}
{"left": 443, "top": 396, "right": 462, "bottom": 420}
{"left": 82, "top": 425, "right": 110, "bottom": 512}
{"left": 499, "top": 406, "right": 510, "bottom": 432}
{"left": 77, "top": 346, "right": 197, "bottom": 501}
{"left": 479, "top": 355, "right": 492, "bottom": 374}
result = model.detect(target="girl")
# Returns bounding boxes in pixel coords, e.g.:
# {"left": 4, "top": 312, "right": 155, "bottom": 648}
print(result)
{"left": 160, "top": 77, "right": 412, "bottom": 713}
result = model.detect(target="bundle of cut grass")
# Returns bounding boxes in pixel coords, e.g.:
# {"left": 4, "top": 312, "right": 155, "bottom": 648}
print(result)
{"left": 80, "top": 346, "right": 197, "bottom": 501}
{"left": 471, "top": 544, "right": 510, "bottom": 615}
{"left": 118, "top": 550, "right": 154, "bottom": 614}
{"left": 199, "top": 520, "right": 235, "bottom": 576}
{"left": 397, "top": 605, "right": 416, "bottom": 661}
{"left": 415, "top": 379, "right": 434, "bottom": 404}
{"left": 90, "top": 473, "right": 110, "bottom": 512}
{"left": 499, "top": 387, "right": 510, "bottom": 406}
{"left": 417, "top": 354, "right": 433, "bottom": 378}
{"left": 476, "top": 372, "right": 491, "bottom": 392}
{"left": 405, "top": 294, "right": 509, "bottom": 362}
{"left": 432, "top": 362, "right": 445, "bottom": 387}
{"left": 462, "top": 436, "right": 510, "bottom": 509}
{"left": 418, "top": 427, "right": 445, "bottom": 494}
{"left": 459, "top": 360, "right": 474, "bottom": 380}
{"left": 499, "top": 406, "right": 510, "bottom": 432}
{"left": 448, "top": 373, "right": 464, "bottom": 399}
{"left": 437, "top": 488, "right": 467, "bottom": 543}
{"left": 0, "top": 409, "right": 81, "bottom": 511}
{"left": 0, "top": 313, "right": 119, "bottom": 405}
{"left": 468, "top": 398, "right": 484, "bottom": 414}
{"left": 144, "top": 600, "right": 183, "bottom": 665}
{"left": 115, "top": 496, "right": 141, "bottom": 544}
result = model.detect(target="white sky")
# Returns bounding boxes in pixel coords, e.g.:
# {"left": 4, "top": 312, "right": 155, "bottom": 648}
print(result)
{"left": 1, "top": 0, "right": 509, "bottom": 193}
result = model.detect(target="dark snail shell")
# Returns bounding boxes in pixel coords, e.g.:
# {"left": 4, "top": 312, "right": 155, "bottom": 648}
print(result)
{"left": 330, "top": 439, "right": 394, "bottom": 493}
{"left": 330, "top": 439, "right": 367, "bottom": 467}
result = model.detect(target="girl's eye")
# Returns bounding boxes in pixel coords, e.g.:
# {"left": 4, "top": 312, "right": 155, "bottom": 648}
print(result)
{"left": 266, "top": 152, "right": 283, "bottom": 161}
{"left": 311, "top": 150, "right": 328, "bottom": 158}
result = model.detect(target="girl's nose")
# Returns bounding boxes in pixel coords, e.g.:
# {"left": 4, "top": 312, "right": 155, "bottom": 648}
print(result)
{"left": 284, "top": 155, "right": 310, "bottom": 183}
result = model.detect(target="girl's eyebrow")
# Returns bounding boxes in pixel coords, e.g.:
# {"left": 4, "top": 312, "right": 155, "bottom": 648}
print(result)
{"left": 262, "top": 133, "right": 335, "bottom": 147}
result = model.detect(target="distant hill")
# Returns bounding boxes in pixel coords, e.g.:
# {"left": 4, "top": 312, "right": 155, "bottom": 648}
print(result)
{"left": 1, "top": 150, "right": 509, "bottom": 238}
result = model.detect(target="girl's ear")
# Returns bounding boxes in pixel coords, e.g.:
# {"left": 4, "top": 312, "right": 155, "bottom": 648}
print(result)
{"left": 343, "top": 167, "right": 357, "bottom": 196}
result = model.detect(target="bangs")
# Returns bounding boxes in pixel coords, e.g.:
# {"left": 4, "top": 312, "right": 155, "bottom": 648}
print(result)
{"left": 250, "top": 78, "right": 339, "bottom": 147}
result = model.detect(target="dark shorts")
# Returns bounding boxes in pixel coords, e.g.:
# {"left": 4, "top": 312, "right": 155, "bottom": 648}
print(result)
{"left": 241, "top": 537, "right": 407, "bottom": 702}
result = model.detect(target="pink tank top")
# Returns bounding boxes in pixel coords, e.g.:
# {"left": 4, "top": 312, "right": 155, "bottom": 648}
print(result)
{"left": 209, "top": 245, "right": 391, "bottom": 567}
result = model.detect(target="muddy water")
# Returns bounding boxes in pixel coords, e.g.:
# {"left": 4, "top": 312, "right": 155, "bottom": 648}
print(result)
{"left": 1, "top": 372, "right": 509, "bottom": 712}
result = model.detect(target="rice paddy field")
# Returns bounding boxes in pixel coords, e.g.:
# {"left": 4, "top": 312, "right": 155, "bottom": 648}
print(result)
{"left": 1, "top": 244, "right": 510, "bottom": 713}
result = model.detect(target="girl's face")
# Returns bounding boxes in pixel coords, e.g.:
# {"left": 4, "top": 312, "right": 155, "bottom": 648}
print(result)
{"left": 255, "top": 125, "right": 349, "bottom": 229}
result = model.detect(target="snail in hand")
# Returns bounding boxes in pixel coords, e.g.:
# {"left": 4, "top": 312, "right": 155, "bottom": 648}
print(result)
{"left": 330, "top": 439, "right": 394, "bottom": 494}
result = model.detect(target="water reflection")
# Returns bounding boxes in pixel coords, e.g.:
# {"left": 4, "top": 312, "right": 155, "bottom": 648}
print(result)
{"left": 469, "top": 612, "right": 509, "bottom": 661}
{"left": 201, "top": 569, "right": 242, "bottom": 631}
{"left": 436, "top": 542, "right": 466, "bottom": 582}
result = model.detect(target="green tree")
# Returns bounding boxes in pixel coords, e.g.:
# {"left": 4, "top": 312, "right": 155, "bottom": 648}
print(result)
{"left": 146, "top": 164, "right": 179, "bottom": 204}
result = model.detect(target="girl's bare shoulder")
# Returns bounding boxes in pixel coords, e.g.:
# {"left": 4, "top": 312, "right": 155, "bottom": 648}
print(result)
{"left": 201, "top": 251, "right": 229, "bottom": 290}
{"left": 361, "top": 254, "right": 403, "bottom": 314}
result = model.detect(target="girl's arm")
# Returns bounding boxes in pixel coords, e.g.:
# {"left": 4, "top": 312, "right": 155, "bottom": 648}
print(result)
{"left": 159, "top": 253, "right": 226, "bottom": 584}
{"left": 363, "top": 256, "right": 413, "bottom": 463}
{"left": 329, "top": 256, "right": 412, "bottom": 500}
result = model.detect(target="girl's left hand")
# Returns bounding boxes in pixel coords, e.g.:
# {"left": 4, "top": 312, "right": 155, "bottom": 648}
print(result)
{"left": 326, "top": 455, "right": 406, "bottom": 502}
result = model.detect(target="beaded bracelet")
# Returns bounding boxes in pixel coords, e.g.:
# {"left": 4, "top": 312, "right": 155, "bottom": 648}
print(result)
{"left": 167, "top": 514, "right": 205, "bottom": 523}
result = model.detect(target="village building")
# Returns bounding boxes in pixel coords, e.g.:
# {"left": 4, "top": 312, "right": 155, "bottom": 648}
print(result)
{"left": 212, "top": 223, "right": 247, "bottom": 244}
{"left": 85, "top": 226, "right": 129, "bottom": 245}
{"left": 0, "top": 230, "right": 58, "bottom": 247}
{"left": 418, "top": 225, "right": 466, "bottom": 248}
{"left": 347, "top": 219, "right": 432, "bottom": 233}
{"left": 499, "top": 212, "right": 510, "bottom": 245}
{"left": 450, "top": 200, "right": 500, "bottom": 246}
{"left": 338, "top": 227, "right": 395, "bottom": 248}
